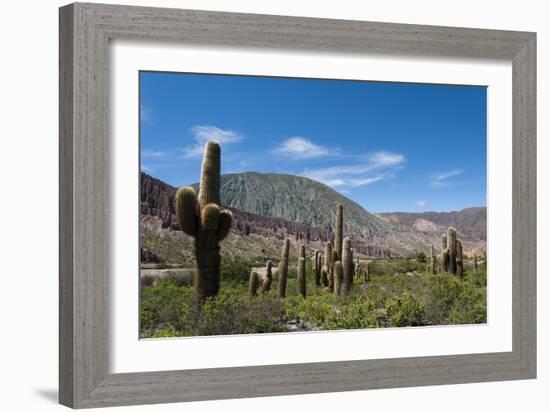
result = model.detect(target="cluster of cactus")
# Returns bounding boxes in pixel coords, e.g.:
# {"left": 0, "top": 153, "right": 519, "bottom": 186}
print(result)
{"left": 174, "top": 141, "right": 232, "bottom": 304}
{"left": 327, "top": 204, "right": 354, "bottom": 296}
{"left": 354, "top": 260, "right": 370, "bottom": 283}
{"left": 439, "top": 227, "right": 464, "bottom": 276}
{"left": 268, "top": 204, "right": 358, "bottom": 300}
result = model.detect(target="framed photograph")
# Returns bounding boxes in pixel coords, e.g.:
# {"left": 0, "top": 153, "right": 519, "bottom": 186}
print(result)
{"left": 59, "top": 2, "right": 536, "bottom": 408}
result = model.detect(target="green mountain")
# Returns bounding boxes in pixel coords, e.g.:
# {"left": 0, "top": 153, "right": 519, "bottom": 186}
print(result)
{"left": 209, "top": 172, "right": 396, "bottom": 239}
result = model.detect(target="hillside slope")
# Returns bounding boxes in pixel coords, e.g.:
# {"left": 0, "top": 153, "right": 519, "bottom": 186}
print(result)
{"left": 141, "top": 172, "right": 486, "bottom": 261}
{"left": 379, "top": 208, "right": 486, "bottom": 242}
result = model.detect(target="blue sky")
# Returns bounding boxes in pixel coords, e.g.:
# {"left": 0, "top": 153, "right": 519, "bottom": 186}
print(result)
{"left": 140, "top": 71, "right": 487, "bottom": 213}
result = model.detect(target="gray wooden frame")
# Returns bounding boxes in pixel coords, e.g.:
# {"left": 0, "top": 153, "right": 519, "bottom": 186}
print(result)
{"left": 59, "top": 2, "right": 536, "bottom": 408}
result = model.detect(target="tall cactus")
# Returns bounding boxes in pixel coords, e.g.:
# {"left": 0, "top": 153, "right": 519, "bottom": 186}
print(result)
{"left": 350, "top": 248, "right": 355, "bottom": 279}
{"left": 335, "top": 204, "right": 344, "bottom": 261}
{"left": 334, "top": 261, "right": 343, "bottom": 296}
{"left": 320, "top": 252, "right": 329, "bottom": 287}
{"left": 474, "top": 254, "right": 478, "bottom": 270}
{"left": 277, "top": 238, "right": 290, "bottom": 298}
{"left": 447, "top": 227, "right": 457, "bottom": 274}
{"left": 440, "top": 234, "right": 448, "bottom": 272}
{"left": 175, "top": 141, "right": 233, "bottom": 304}
{"left": 313, "top": 250, "right": 321, "bottom": 286}
{"left": 261, "top": 260, "right": 273, "bottom": 294}
{"left": 297, "top": 257, "right": 306, "bottom": 298}
{"left": 299, "top": 243, "right": 306, "bottom": 260}
{"left": 324, "top": 242, "right": 334, "bottom": 291}
{"left": 342, "top": 237, "right": 353, "bottom": 295}
{"left": 249, "top": 270, "right": 259, "bottom": 297}
{"left": 456, "top": 239, "right": 464, "bottom": 277}
{"left": 430, "top": 245, "right": 436, "bottom": 274}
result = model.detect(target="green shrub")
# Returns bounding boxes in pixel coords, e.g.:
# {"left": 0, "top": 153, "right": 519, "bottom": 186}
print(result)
{"left": 386, "top": 294, "right": 425, "bottom": 327}
{"left": 449, "top": 281, "right": 487, "bottom": 324}
{"left": 140, "top": 280, "right": 195, "bottom": 334}
{"left": 464, "top": 269, "right": 487, "bottom": 288}
{"left": 140, "top": 258, "right": 487, "bottom": 337}
{"left": 221, "top": 258, "right": 254, "bottom": 284}
{"left": 368, "top": 259, "right": 423, "bottom": 277}
{"left": 281, "top": 293, "right": 379, "bottom": 330}
{"left": 193, "top": 290, "right": 284, "bottom": 335}
{"left": 422, "top": 273, "right": 463, "bottom": 325}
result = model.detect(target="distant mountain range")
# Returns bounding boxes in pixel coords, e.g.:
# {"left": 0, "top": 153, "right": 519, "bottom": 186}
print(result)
{"left": 378, "top": 208, "right": 486, "bottom": 242}
{"left": 140, "top": 172, "right": 486, "bottom": 261}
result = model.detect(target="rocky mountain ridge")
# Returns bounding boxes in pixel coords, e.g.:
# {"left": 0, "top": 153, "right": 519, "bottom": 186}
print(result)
{"left": 141, "top": 172, "right": 486, "bottom": 259}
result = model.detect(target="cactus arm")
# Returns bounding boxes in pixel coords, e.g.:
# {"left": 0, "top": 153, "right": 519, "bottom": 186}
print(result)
{"left": 441, "top": 234, "right": 447, "bottom": 253}
{"left": 262, "top": 260, "right": 273, "bottom": 294}
{"left": 201, "top": 203, "right": 220, "bottom": 231}
{"left": 216, "top": 209, "right": 233, "bottom": 241}
{"left": 174, "top": 186, "right": 198, "bottom": 237}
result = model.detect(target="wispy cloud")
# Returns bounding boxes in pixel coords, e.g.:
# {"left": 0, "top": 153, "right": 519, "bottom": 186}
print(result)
{"left": 142, "top": 150, "right": 166, "bottom": 158}
{"left": 416, "top": 200, "right": 428, "bottom": 207}
{"left": 431, "top": 169, "right": 463, "bottom": 188}
{"left": 272, "top": 137, "right": 333, "bottom": 159}
{"left": 141, "top": 165, "right": 154, "bottom": 173}
{"left": 140, "top": 104, "right": 154, "bottom": 123}
{"left": 182, "top": 125, "right": 244, "bottom": 158}
{"left": 302, "top": 151, "right": 405, "bottom": 188}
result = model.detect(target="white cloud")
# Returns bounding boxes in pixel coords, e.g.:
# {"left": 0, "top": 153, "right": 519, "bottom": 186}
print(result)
{"left": 364, "top": 151, "right": 405, "bottom": 168}
{"left": 432, "top": 169, "right": 463, "bottom": 188}
{"left": 272, "top": 137, "right": 332, "bottom": 159}
{"left": 141, "top": 165, "right": 154, "bottom": 173}
{"left": 347, "top": 175, "right": 386, "bottom": 186}
{"left": 303, "top": 151, "right": 405, "bottom": 188}
{"left": 141, "top": 150, "right": 166, "bottom": 158}
{"left": 416, "top": 200, "right": 428, "bottom": 207}
{"left": 182, "top": 125, "right": 244, "bottom": 158}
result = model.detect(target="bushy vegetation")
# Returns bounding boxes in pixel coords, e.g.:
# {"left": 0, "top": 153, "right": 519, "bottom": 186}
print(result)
{"left": 140, "top": 257, "right": 487, "bottom": 338}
